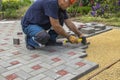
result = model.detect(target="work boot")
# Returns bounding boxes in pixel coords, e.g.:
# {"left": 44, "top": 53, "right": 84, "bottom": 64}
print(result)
{"left": 25, "top": 36, "right": 42, "bottom": 50}
{"left": 25, "top": 36, "right": 35, "bottom": 50}
{"left": 26, "top": 44, "right": 36, "bottom": 50}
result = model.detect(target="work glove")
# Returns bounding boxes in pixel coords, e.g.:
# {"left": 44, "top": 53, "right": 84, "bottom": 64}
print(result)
{"left": 68, "top": 35, "right": 78, "bottom": 44}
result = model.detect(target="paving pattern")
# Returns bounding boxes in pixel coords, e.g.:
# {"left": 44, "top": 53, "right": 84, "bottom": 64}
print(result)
{"left": 0, "top": 20, "right": 112, "bottom": 80}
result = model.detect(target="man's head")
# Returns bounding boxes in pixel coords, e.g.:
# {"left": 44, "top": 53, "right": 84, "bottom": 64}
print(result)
{"left": 58, "top": 0, "right": 77, "bottom": 10}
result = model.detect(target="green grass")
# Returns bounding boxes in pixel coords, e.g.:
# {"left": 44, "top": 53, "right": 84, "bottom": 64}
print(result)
{"left": 73, "top": 15, "right": 120, "bottom": 27}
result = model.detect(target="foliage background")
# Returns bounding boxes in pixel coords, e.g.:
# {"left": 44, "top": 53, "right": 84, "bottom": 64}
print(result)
{"left": 0, "top": 0, "right": 32, "bottom": 19}
{"left": 0, "top": 0, "right": 120, "bottom": 26}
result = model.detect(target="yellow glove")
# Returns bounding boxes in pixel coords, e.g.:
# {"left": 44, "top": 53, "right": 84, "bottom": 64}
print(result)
{"left": 63, "top": 36, "right": 82, "bottom": 44}
{"left": 77, "top": 38, "right": 82, "bottom": 43}
{"left": 68, "top": 35, "right": 78, "bottom": 44}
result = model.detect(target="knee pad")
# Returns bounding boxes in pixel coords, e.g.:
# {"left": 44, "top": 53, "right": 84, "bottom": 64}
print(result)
{"left": 35, "top": 31, "right": 50, "bottom": 44}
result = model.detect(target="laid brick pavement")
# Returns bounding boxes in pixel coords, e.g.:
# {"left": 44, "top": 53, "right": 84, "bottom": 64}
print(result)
{"left": 0, "top": 20, "right": 112, "bottom": 80}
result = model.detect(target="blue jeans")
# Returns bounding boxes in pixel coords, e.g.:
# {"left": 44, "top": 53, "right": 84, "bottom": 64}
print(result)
{"left": 22, "top": 25, "right": 58, "bottom": 47}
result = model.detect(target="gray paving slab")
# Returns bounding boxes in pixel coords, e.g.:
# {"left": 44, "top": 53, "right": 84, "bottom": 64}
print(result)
{"left": 1, "top": 68, "right": 19, "bottom": 77}
{"left": 16, "top": 70, "right": 31, "bottom": 80}
{"left": 0, "top": 60, "right": 12, "bottom": 68}
{"left": 94, "top": 24, "right": 106, "bottom": 30}
{"left": 80, "top": 27, "right": 95, "bottom": 34}
{"left": 41, "top": 77, "right": 54, "bottom": 80}
{"left": 43, "top": 70, "right": 61, "bottom": 79}
{"left": 0, "top": 66, "right": 7, "bottom": 74}
{"left": 27, "top": 74, "right": 46, "bottom": 80}
{"left": 79, "top": 23, "right": 113, "bottom": 38}
{"left": 1, "top": 20, "right": 113, "bottom": 80}
{"left": 0, "top": 75, "right": 6, "bottom": 80}
{"left": 14, "top": 78, "right": 24, "bottom": 80}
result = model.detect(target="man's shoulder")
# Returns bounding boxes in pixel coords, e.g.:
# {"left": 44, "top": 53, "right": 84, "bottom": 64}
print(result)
{"left": 43, "top": 0, "right": 58, "bottom": 9}
{"left": 46, "top": 0, "right": 57, "bottom": 3}
{"left": 44, "top": 0, "right": 58, "bottom": 5}
{"left": 33, "top": 0, "right": 57, "bottom": 4}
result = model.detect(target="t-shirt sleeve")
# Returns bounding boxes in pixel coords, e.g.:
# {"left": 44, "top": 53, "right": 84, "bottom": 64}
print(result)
{"left": 43, "top": 1, "right": 59, "bottom": 19}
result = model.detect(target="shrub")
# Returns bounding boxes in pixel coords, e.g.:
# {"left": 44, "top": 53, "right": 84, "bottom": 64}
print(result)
{"left": 67, "top": 6, "right": 91, "bottom": 17}
{"left": 116, "top": 12, "right": 120, "bottom": 17}
{"left": 4, "top": 9, "right": 18, "bottom": 19}
{"left": 1, "top": 0, "right": 31, "bottom": 19}
{"left": 2, "top": 0, "right": 21, "bottom": 11}
{"left": 90, "top": 0, "right": 120, "bottom": 18}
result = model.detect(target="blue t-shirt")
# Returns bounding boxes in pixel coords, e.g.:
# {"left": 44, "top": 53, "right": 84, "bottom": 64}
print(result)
{"left": 21, "top": 0, "right": 68, "bottom": 30}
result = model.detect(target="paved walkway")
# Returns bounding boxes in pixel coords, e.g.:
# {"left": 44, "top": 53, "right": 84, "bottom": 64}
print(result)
{"left": 0, "top": 21, "right": 99, "bottom": 80}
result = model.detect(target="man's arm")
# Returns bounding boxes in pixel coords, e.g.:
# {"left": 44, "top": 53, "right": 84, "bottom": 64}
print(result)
{"left": 49, "top": 17, "right": 70, "bottom": 38}
{"left": 65, "top": 19, "right": 88, "bottom": 44}
{"left": 64, "top": 19, "right": 83, "bottom": 37}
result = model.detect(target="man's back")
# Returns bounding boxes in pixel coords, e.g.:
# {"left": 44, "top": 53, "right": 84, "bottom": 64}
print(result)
{"left": 21, "top": 0, "right": 58, "bottom": 29}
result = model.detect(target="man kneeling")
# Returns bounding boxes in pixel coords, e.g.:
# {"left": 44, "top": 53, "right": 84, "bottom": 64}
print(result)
{"left": 21, "top": 0, "right": 87, "bottom": 50}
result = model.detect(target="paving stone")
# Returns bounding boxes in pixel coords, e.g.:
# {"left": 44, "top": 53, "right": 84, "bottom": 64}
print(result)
{"left": 72, "top": 64, "right": 98, "bottom": 80}
{"left": 41, "top": 77, "right": 54, "bottom": 80}
{"left": 19, "top": 65, "right": 33, "bottom": 73}
{"left": 0, "top": 55, "right": 12, "bottom": 61}
{"left": 82, "top": 59, "right": 99, "bottom": 67}
{"left": 0, "top": 49, "right": 5, "bottom": 52}
{"left": 95, "top": 28, "right": 101, "bottom": 31}
{"left": 5, "top": 73, "right": 18, "bottom": 80}
{"left": 10, "top": 61, "right": 20, "bottom": 65}
{"left": 0, "top": 75, "right": 6, "bottom": 80}
{"left": 56, "top": 69, "right": 69, "bottom": 76}
{"left": 20, "top": 55, "right": 33, "bottom": 61}
{"left": 57, "top": 74, "right": 76, "bottom": 80}
{"left": 52, "top": 61, "right": 65, "bottom": 67}
{"left": 95, "top": 26, "right": 112, "bottom": 35}
{"left": 0, "top": 60, "right": 12, "bottom": 68}
{"left": 7, "top": 64, "right": 22, "bottom": 70}
{"left": 27, "top": 74, "right": 46, "bottom": 80}
{"left": 30, "top": 68, "right": 47, "bottom": 76}
{"left": 31, "top": 64, "right": 42, "bottom": 71}
{"left": 6, "top": 57, "right": 28, "bottom": 64}
{"left": 80, "top": 27, "right": 95, "bottom": 34}
{"left": 16, "top": 70, "right": 31, "bottom": 80}
{"left": 40, "top": 63, "right": 53, "bottom": 69}
{"left": 47, "top": 55, "right": 65, "bottom": 66}
{"left": 54, "top": 65, "right": 67, "bottom": 72}
{"left": 94, "top": 24, "right": 106, "bottom": 30}
{"left": 14, "top": 78, "right": 24, "bottom": 80}
{"left": 62, "top": 49, "right": 87, "bottom": 58}
{"left": 65, "top": 67, "right": 79, "bottom": 75}
{"left": 44, "top": 70, "right": 61, "bottom": 79}
{"left": 30, "top": 54, "right": 40, "bottom": 58}
{"left": 26, "top": 61, "right": 42, "bottom": 68}
{"left": 1, "top": 69, "right": 19, "bottom": 77}
{"left": 85, "top": 23, "right": 94, "bottom": 27}
{"left": 0, "top": 66, "right": 7, "bottom": 74}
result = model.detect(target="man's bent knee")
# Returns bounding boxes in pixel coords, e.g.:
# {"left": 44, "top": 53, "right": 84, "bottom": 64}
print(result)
{"left": 34, "top": 31, "right": 50, "bottom": 44}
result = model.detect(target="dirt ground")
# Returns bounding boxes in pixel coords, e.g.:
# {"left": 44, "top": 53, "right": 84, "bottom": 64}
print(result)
{"left": 79, "top": 29, "right": 120, "bottom": 80}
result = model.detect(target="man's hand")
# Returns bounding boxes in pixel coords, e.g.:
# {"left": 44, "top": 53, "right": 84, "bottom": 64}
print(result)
{"left": 68, "top": 35, "right": 78, "bottom": 44}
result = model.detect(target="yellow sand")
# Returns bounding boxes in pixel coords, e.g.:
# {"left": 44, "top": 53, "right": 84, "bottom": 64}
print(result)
{"left": 79, "top": 29, "right": 120, "bottom": 80}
